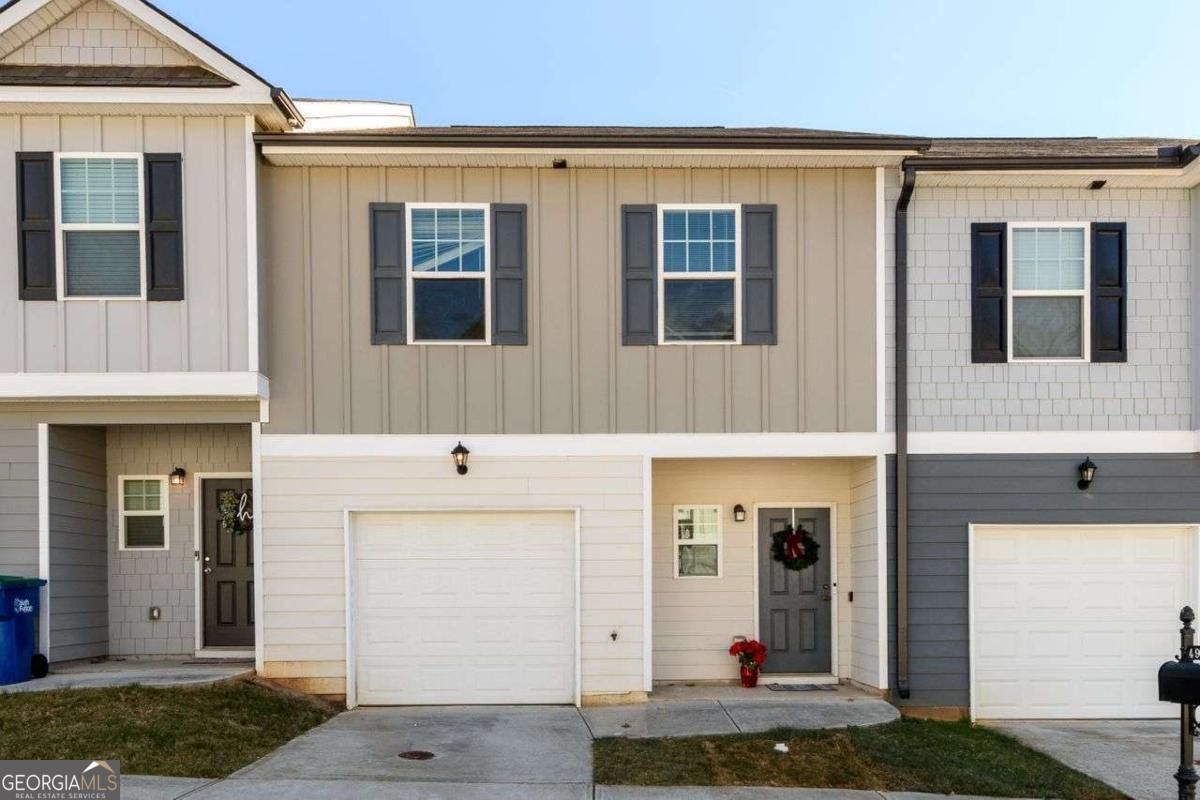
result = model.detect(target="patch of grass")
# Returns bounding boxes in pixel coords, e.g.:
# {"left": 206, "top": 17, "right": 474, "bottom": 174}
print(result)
{"left": 0, "top": 679, "right": 337, "bottom": 778}
{"left": 593, "top": 717, "right": 1127, "bottom": 800}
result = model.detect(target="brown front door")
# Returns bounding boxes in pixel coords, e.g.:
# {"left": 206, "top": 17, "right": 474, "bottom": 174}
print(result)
{"left": 203, "top": 479, "right": 254, "bottom": 648}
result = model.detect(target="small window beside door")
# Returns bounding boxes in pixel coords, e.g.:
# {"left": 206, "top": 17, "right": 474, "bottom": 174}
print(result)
{"left": 674, "top": 505, "right": 722, "bottom": 578}
{"left": 119, "top": 476, "right": 169, "bottom": 551}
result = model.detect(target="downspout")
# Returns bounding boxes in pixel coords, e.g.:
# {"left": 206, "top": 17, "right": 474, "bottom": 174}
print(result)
{"left": 894, "top": 166, "right": 916, "bottom": 700}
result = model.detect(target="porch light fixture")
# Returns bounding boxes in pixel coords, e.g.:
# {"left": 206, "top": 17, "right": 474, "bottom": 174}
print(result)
{"left": 451, "top": 442, "right": 470, "bottom": 476}
{"left": 733, "top": 504, "right": 747, "bottom": 523}
{"left": 169, "top": 467, "right": 187, "bottom": 487}
{"left": 1077, "top": 457, "right": 1097, "bottom": 490}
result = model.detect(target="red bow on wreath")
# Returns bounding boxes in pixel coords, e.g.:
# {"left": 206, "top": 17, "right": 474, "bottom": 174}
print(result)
{"left": 784, "top": 531, "right": 806, "bottom": 561}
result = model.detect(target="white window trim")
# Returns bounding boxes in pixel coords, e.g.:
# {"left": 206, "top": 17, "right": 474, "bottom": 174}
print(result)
{"left": 657, "top": 203, "right": 742, "bottom": 346}
{"left": 672, "top": 503, "right": 723, "bottom": 579}
{"left": 54, "top": 152, "right": 146, "bottom": 301}
{"left": 118, "top": 475, "right": 170, "bottom": 552}
{"left": 405, "top": 202, "right": 491, "bottom": 346}
{"left": 1006, "top": 221, "right": 1090, "bottom": 364}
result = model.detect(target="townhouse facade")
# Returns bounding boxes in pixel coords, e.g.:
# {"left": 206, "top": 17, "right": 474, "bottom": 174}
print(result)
{"left": 0, "top": 0, "right": 1196, "bottom": 718}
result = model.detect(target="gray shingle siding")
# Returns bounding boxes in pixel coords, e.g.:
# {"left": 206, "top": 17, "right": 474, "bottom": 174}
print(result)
{"left": 889, "top": 453, "right": 1200, "bottom": 708}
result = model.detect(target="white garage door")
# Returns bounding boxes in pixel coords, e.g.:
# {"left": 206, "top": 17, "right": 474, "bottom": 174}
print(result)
{"left": 972, "top": 525, "right": 1195, "bottom": 719}
{"left": 353, "top": 510, "right": 576, "bottom": 705}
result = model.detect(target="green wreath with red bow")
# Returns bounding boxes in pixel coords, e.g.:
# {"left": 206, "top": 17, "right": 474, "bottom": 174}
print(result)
{"left": 770, "top": 524, "right": 820, "bottom": 572}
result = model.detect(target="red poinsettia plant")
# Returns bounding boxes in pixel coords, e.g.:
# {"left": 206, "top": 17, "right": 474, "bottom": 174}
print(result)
{"left": 729, "top": 639, "right": 768, "bottom": 671}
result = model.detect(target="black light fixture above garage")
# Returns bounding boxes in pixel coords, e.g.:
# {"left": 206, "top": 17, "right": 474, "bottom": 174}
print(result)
{"left": 1077, "top": 457, "right": 1097, "bottom": 490}
{"left": 733, "top": 504, "right": 747, "bottom": 523}
{"left": 169, "top": 467, "right": 187, "bottom": 487}
{"left": 451, "top": 442, "right": 471, "bottom": 476}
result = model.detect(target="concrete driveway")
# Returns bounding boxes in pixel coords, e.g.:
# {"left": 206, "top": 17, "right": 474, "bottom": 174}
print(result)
{"left": 986, "top": 719, "right": 1181, "bottom": 800}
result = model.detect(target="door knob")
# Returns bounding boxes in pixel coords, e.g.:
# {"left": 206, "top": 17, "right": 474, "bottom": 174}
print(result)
{"left": 203, "top": 567, "right": 212, "bottom": 575}
{"left": 821, "top": 583, "right": 831, "bottom": 601}
{"left": 204, "top": 556, "right": 211, "bottom": 563}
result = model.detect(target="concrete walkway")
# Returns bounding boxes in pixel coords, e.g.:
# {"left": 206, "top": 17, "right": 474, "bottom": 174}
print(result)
{"left": 986, "top": 719, "right": 1179, "bottom": 800}
{"left": 583, "top": 683, "right": 898, "bottom": 738}
{"left": 0, "top": 658, "right": 252, "bottom": 693}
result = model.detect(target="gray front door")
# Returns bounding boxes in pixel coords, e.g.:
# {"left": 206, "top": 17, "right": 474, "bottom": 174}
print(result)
{"left": 757, "top": 507, "right": 832, "bottom": 673}
{"left": 202, "top": 479, "right": 254, "bottom": 648}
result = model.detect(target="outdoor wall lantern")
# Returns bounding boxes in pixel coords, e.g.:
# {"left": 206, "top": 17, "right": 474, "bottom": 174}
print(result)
{"left": 451, "top": 442, "right": 470, "bottom": 476}
{"left": 733, "top": 504, "right": 747, "bottom": 523}
{"left": 169, "top": 467, "right": 187, "bottom": 487}
{"left": 1077, "top": 457, "right": 1097, "bottom": 490}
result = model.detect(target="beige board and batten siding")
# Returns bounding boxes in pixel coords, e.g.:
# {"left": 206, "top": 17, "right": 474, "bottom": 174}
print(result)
{"left": 651, "top": 457, "right": 884, "bottom": 689}
{"left": 0, "top": 113, "right": 253, "bottom": 374}
{"left": 260, "top": 166, "right": 878, "bottom": 435}
{"left": 259, "top": 453, "right": 646, "bottom": 700}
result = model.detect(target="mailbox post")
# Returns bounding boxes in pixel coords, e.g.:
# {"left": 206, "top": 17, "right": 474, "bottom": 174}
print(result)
{"left": 1160, "top": 607, "right": 1200, "bottom": 800}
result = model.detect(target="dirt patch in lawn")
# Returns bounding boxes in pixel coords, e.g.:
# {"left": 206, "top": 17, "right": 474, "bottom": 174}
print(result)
{"left": 593, "top": 717, "right": 1127, "bottom": 800}
{"left": 0, "top": 678, "right": 337, "bottom": 778}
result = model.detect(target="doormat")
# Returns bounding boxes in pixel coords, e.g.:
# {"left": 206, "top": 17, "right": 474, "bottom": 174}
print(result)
{"left": 765, "top": 683, "right": 835, "bottom": 692}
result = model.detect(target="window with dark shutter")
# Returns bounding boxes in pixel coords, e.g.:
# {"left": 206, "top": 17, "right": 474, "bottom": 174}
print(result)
{"left": 622, "top": 204, "right": 657, "bottom": 345}
{"left": 144, "top": 153, "right": 183, "bottom": 301}
{"left": 742, "top": 204, "right": 777, "bottom": 345}
{"left": 369, "top": 203, "right": 406, "bottom": 344}
{"left": 16, "top": 152, "right": 55, "bottom": 300}
{"left": 1090, "top": 222, "right": 1127, "bottom": 362}
{"left": 491, "top": 204, "right": 527, "bottom": 345}
{"left": 970, "top": 222, "right": 1007, "bottom": 362}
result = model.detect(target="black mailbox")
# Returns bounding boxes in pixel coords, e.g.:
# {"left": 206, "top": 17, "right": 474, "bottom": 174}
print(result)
{"left": 1160, "top": 660, "right": 1200, "bottom": 704}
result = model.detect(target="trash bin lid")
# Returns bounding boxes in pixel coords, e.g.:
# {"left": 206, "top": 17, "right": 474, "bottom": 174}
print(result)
{"left": 0, "top": 576, "right": 46, "bottom": 588}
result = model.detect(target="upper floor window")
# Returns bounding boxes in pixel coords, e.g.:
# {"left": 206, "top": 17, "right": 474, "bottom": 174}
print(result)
{"left": 408, "top": 204, "right": 490, "bottom": 344}
{"left": 1009, "top": 224, "right": 1088, "bottom": 361}
{"left": 659, "top": 206, "right": 740, "bottom": 344}
{"left": 58, "top": 155, "right": 144, "bottom": 298}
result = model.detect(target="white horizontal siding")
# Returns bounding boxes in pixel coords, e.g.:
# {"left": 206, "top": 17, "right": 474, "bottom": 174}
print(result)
{"left": 259, "top": 451, "right": 646, "bottom": 699}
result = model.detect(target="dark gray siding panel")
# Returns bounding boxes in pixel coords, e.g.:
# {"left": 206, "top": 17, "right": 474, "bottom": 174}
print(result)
{"left": 47, "top": 425, "right": 108, "bottom": 663}
{"left": 890, "top": 453, "right": 1200, "bottom": 709}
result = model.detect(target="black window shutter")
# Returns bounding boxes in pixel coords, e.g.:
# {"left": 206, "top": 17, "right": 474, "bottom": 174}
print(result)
{"left": 370, "top": 203, "right": 406, "bottom": 344}
{"left": 1091, "top": 221, "right": 1127, "bottom": 363}
{"left": 16, "top": 152, "right": 55, "bottom": 300}
{"left": 970, "top": 222, "right": 1007, "bottom": 362}
{"left": 622, "top": 204, "right": 657, "bottom": 345}
{"left": 742, "top": 204, "right": 777, "bottom": 345}
{"left": 144, "top": 153, "right": 184, "bottom": 301}
{"left": 491, "top": 203, "right": 527, "bottom": 345}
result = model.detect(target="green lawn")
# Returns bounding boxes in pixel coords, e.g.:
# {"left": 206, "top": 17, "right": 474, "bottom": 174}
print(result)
{"left": 593, "top": 718, "right": 1127, "bottom": 800}
{"left": 0, "top": 679, "right": 337, "bottom": 778}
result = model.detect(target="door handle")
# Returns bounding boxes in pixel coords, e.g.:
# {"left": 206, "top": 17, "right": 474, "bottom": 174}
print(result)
{"left": 203, "top": 567, "right": 212, "bottom": 575}
{"left": 821, "top": 583, "right": 831, "bottom": 601}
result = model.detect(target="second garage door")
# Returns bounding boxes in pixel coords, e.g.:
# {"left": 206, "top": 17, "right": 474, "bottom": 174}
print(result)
{"left": 353, "top": 510, "right": 576, "bottom": 705}
{"left": 972, "top": 525, "right": 1195, "bottom": 719}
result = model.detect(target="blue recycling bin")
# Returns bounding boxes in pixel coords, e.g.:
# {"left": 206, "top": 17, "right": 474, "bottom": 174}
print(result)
{"left": 0, "top": 576, "right": 47, "bottom": 686}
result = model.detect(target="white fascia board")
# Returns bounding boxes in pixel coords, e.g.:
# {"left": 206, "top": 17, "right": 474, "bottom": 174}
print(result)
{"left": 908, "top": 430, "right": 1198, "bottom": 455}
{"left": 260, "top": 432, "right": 892, "bottom": 459}
{"left": 0, "top": 85, "right": 274, "bottom": 106}
{"left": 0, "top": 371, "right": 269, "bottom": 401}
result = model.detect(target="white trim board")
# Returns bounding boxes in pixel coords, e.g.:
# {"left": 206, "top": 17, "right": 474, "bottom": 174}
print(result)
{"left": 36, "top": 423, "right": 49, "bottom": 658}
{"left": 0, "top": 371, "right": 269, "bottom": 401}
{"left": 190, "top": 472, "right": 253, "bottom": 656}
{"left": 751, "top": 502, "right": 839, "bottom": 681}
{"left": 908, "top": 430, "right": 1199, "bottom": 454}
{"left": 342, "top": 507, "right": 582, "bottom": 710}
{"left": 261, "top": 432, "right": 891, "bottom": 459}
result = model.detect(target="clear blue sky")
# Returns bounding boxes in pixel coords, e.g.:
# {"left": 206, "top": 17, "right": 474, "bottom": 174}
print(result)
{"left": 164, "top": 0, "right": 1197, "bottom": 138}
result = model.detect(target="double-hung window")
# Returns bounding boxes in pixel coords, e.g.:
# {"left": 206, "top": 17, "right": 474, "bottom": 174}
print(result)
{"left": 119, "top": 476, "right": 169, "bottom": 551}
{"left": 407, "top": 203, "right": 490, "bottom": 344}
{"left": 674, "top": 505, "right": 722, "bottom": 578}
{"left": 1008, "top": 223, "right": 1089, "bottom": 361}
{"left": 659, "top": 205, "right": 740, "bottom": 343}
{"left": 57, "top": 154, "right": 144, "bottom": 298}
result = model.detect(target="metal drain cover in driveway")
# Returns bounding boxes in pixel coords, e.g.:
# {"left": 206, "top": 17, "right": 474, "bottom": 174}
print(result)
{"left": 398, "top": 751, "right": 435, "bottom": 760}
